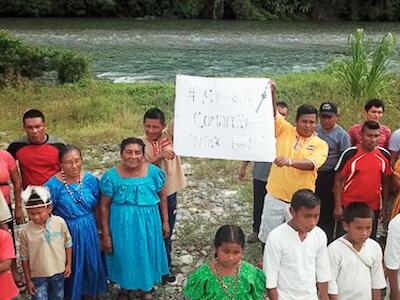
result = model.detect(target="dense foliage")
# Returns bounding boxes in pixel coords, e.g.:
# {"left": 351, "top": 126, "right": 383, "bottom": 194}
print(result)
{"left": 0, "top": 30, "right": 90, "bottom": 85}
{"left": 327, "top": 29, "right": 397, "bottom": 106}
{"left": 1, "top": 0, "right": 400, "bottom": 21}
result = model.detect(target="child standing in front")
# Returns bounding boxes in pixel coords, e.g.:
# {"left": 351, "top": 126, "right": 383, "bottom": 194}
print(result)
{"left": 263, "top": 189, "right": 331, "bottom": 300}
{"left": 20, "top": 186, "right": 72, "bottom": 300}
{"left": 328, "top": 202, "right": 386, "bottom": 300}
{"left": 184, "top": 224, "right": 265, "bottom": 299}
{"left": 0, "top": 207, "right": 19, "bottom": 300}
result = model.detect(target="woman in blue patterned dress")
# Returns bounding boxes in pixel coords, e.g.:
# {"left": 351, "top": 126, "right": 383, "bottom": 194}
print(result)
{"left": 100, "top": 137, "right": 169, "bottom": 300}
{"left": 45, "top": 145, "right": 107, "bottom": 300}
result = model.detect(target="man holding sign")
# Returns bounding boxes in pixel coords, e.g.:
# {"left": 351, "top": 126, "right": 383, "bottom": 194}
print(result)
{"left": 239, "top": 101, "right": 289, "bottom": 244}
{"left": 258, "top": 82, "right": 329, "bottom": 244}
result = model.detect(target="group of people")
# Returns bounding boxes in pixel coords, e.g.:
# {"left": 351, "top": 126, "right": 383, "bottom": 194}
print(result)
{"left": 236, "top": 81, "right": 400, "bottom": 299}
{"left": 0, "top": 108, "right": 186, "bottom": 300}
{"left": 1, "top": 77, "right": 400, "bottom": 300}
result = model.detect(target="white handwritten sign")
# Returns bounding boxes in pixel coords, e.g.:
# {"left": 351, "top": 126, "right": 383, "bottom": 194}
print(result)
{"left": 174, "top": 75, "right": 276, "bottom": 162}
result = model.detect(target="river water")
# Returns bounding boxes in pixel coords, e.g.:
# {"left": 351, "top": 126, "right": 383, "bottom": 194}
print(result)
{"left": 0, "top": 18, "right": 399, "bottom": 82}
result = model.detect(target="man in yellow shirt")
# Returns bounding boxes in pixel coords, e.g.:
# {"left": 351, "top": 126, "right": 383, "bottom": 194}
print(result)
{"left": 258, "top": 82, "right": 328, "bottom": 244}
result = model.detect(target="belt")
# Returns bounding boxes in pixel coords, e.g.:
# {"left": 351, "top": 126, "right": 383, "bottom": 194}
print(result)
{"left": 268, "top": 193, "right": 291, "bottom": 204}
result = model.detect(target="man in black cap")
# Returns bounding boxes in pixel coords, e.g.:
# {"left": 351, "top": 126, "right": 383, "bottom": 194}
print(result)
{"left": 315, "top": 102, "right": 351, "bottom": 242}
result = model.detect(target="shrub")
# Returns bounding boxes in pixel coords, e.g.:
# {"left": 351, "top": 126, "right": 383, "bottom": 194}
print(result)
{"left": 262, "top": 0, "right": 313, "bottom": 17}
{"left": 0, "top": 30, "right": 91, "bottom": 86}
{"left": 175, "top": 0, "right": 204, "bottom": 18}
{"left": 56, "top": 50, "right": 90, "bottom": 84}
{"left": 327, "top": 28, "right": 396, "bottom": 107}
{"left": 14, "top": 0, "right": 53, "bottom": 16}
{"left": 231, "top": 0, "right": 269, "bottom": 20}
{"left": 0, "top": 30, "right": 55, "bottom": 85}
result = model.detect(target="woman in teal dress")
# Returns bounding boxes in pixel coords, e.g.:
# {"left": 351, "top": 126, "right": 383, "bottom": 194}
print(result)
{"left": 184, "top": 225, "right": 265, "bottom": 300}
{"left": 45, "top": 145, "right": 107, "bottom": 300}
{"left": 100, "top": 137, "right": 169, "bottom": 300}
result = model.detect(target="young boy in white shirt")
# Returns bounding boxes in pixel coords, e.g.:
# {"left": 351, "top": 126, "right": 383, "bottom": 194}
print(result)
{"left": 264, "top": 189, "right": 331, "bottom": 300}
{"left": 385, "top": 213, "right": 400, "bottom": 300}
{"left": 328, "top": 202, "right": 386, "bottom": 300}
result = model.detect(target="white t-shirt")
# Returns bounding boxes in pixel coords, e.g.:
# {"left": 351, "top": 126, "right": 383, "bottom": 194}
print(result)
{"left": 389, "top": 128, "right": 400, "bottom": 154}
{"left": 328, "top": 236, "right": 386, "bottom": 299}
{"left": 385, "top": 214, "right": 400, "bottom": 299}
{"left": 264, "top": 223, "right": 331, "bottom": 300}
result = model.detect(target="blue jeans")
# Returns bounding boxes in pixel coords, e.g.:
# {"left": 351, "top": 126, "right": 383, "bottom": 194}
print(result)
{"left": 164, "top": 193, "right": 177, "bottom": 268}
{"left": 31, "top": 273, "right": 64, "bottom": 300}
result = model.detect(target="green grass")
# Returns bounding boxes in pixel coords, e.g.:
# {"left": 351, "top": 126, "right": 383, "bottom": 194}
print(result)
{"left": 1, "top": 70, "right": 399, "bottom": 148}
{"left": 0, "top": 79, "right": 175, "bottom": 146}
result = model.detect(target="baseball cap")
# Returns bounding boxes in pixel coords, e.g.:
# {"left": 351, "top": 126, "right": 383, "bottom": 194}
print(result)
{"left": 319, "top": 102, "right": 338, "bottom": 116}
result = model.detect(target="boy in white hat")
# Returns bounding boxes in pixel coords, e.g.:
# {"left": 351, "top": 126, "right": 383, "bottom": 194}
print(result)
{"left": 20, "top": 186, "right": 72, "bottom": 300}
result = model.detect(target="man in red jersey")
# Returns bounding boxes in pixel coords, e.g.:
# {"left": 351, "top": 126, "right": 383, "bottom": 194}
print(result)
{"left": 334, "top": 121, "right": 391, "bottom": 239}
{"left": 7, "top": 109, "right": 65, "bottom": 191}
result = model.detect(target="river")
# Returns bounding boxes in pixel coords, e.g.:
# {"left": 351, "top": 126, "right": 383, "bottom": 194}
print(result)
{"left": 0, "top": 18, "right": 399, "bottom": 82}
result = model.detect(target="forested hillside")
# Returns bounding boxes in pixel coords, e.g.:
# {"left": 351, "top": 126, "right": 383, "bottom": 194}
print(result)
{"left": 0, "top": 0, "right": 399, "bottom": 21}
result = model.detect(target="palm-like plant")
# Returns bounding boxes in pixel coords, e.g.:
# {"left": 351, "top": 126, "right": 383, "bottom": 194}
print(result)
{"left": 331, "top": 29, "right": 396, "bottom": 106}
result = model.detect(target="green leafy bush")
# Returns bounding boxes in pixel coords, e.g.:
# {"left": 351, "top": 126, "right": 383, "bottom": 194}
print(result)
{"left": 0, "top": 30, "right": 90, "bottom": 86}
{"left": 261, "top": 0, "right": 313, "bottom": 17}
{"left": 231, "top": 0, "right": 269, "bottom": 20}
{"left": 175, "top": 0, "right": 205, "bottom": 18}
{"left": 327, "top": 28, "right": 396, "bottom": 106}
{"left": 0, "top": 30, "right": 55, "bottom": 85}
{"left": 56, "top": 50, "right": 90, "bottom": 84}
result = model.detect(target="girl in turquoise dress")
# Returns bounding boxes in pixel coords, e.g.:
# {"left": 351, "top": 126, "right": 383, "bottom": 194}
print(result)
{"left": 184, "top": 225, "right": 265, "bottom": 300}
{"left": 100, "top": 137, "right": 169, "bottom": 300}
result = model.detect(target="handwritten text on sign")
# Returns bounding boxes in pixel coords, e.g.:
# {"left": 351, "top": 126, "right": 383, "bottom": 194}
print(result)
{"left": 174, "top": 75, "right": 276, "bottom": 162}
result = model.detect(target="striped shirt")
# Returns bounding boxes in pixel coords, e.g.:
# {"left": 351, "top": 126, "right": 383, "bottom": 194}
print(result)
{"left": 348, "top": 123, "right": 391, "bottom": 149}
{"left": 334, "top": 145, "right": 391, "bottom": 210}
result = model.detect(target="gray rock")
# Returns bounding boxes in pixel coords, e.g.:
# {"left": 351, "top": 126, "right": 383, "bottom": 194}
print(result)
{"left": 181, "top": 163, "right": 193, "bottom": 175}
{"left": 179, "top": 254, "right": 194, "bottom": 265}
{"left": 101, "top": 155, "right": 111, "bottom": 163}
{"left": 212, "top": 207, "right": 224, "bottom": 216}
{"left": 223, "top": 190, "right": 238, "bottom": 197}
